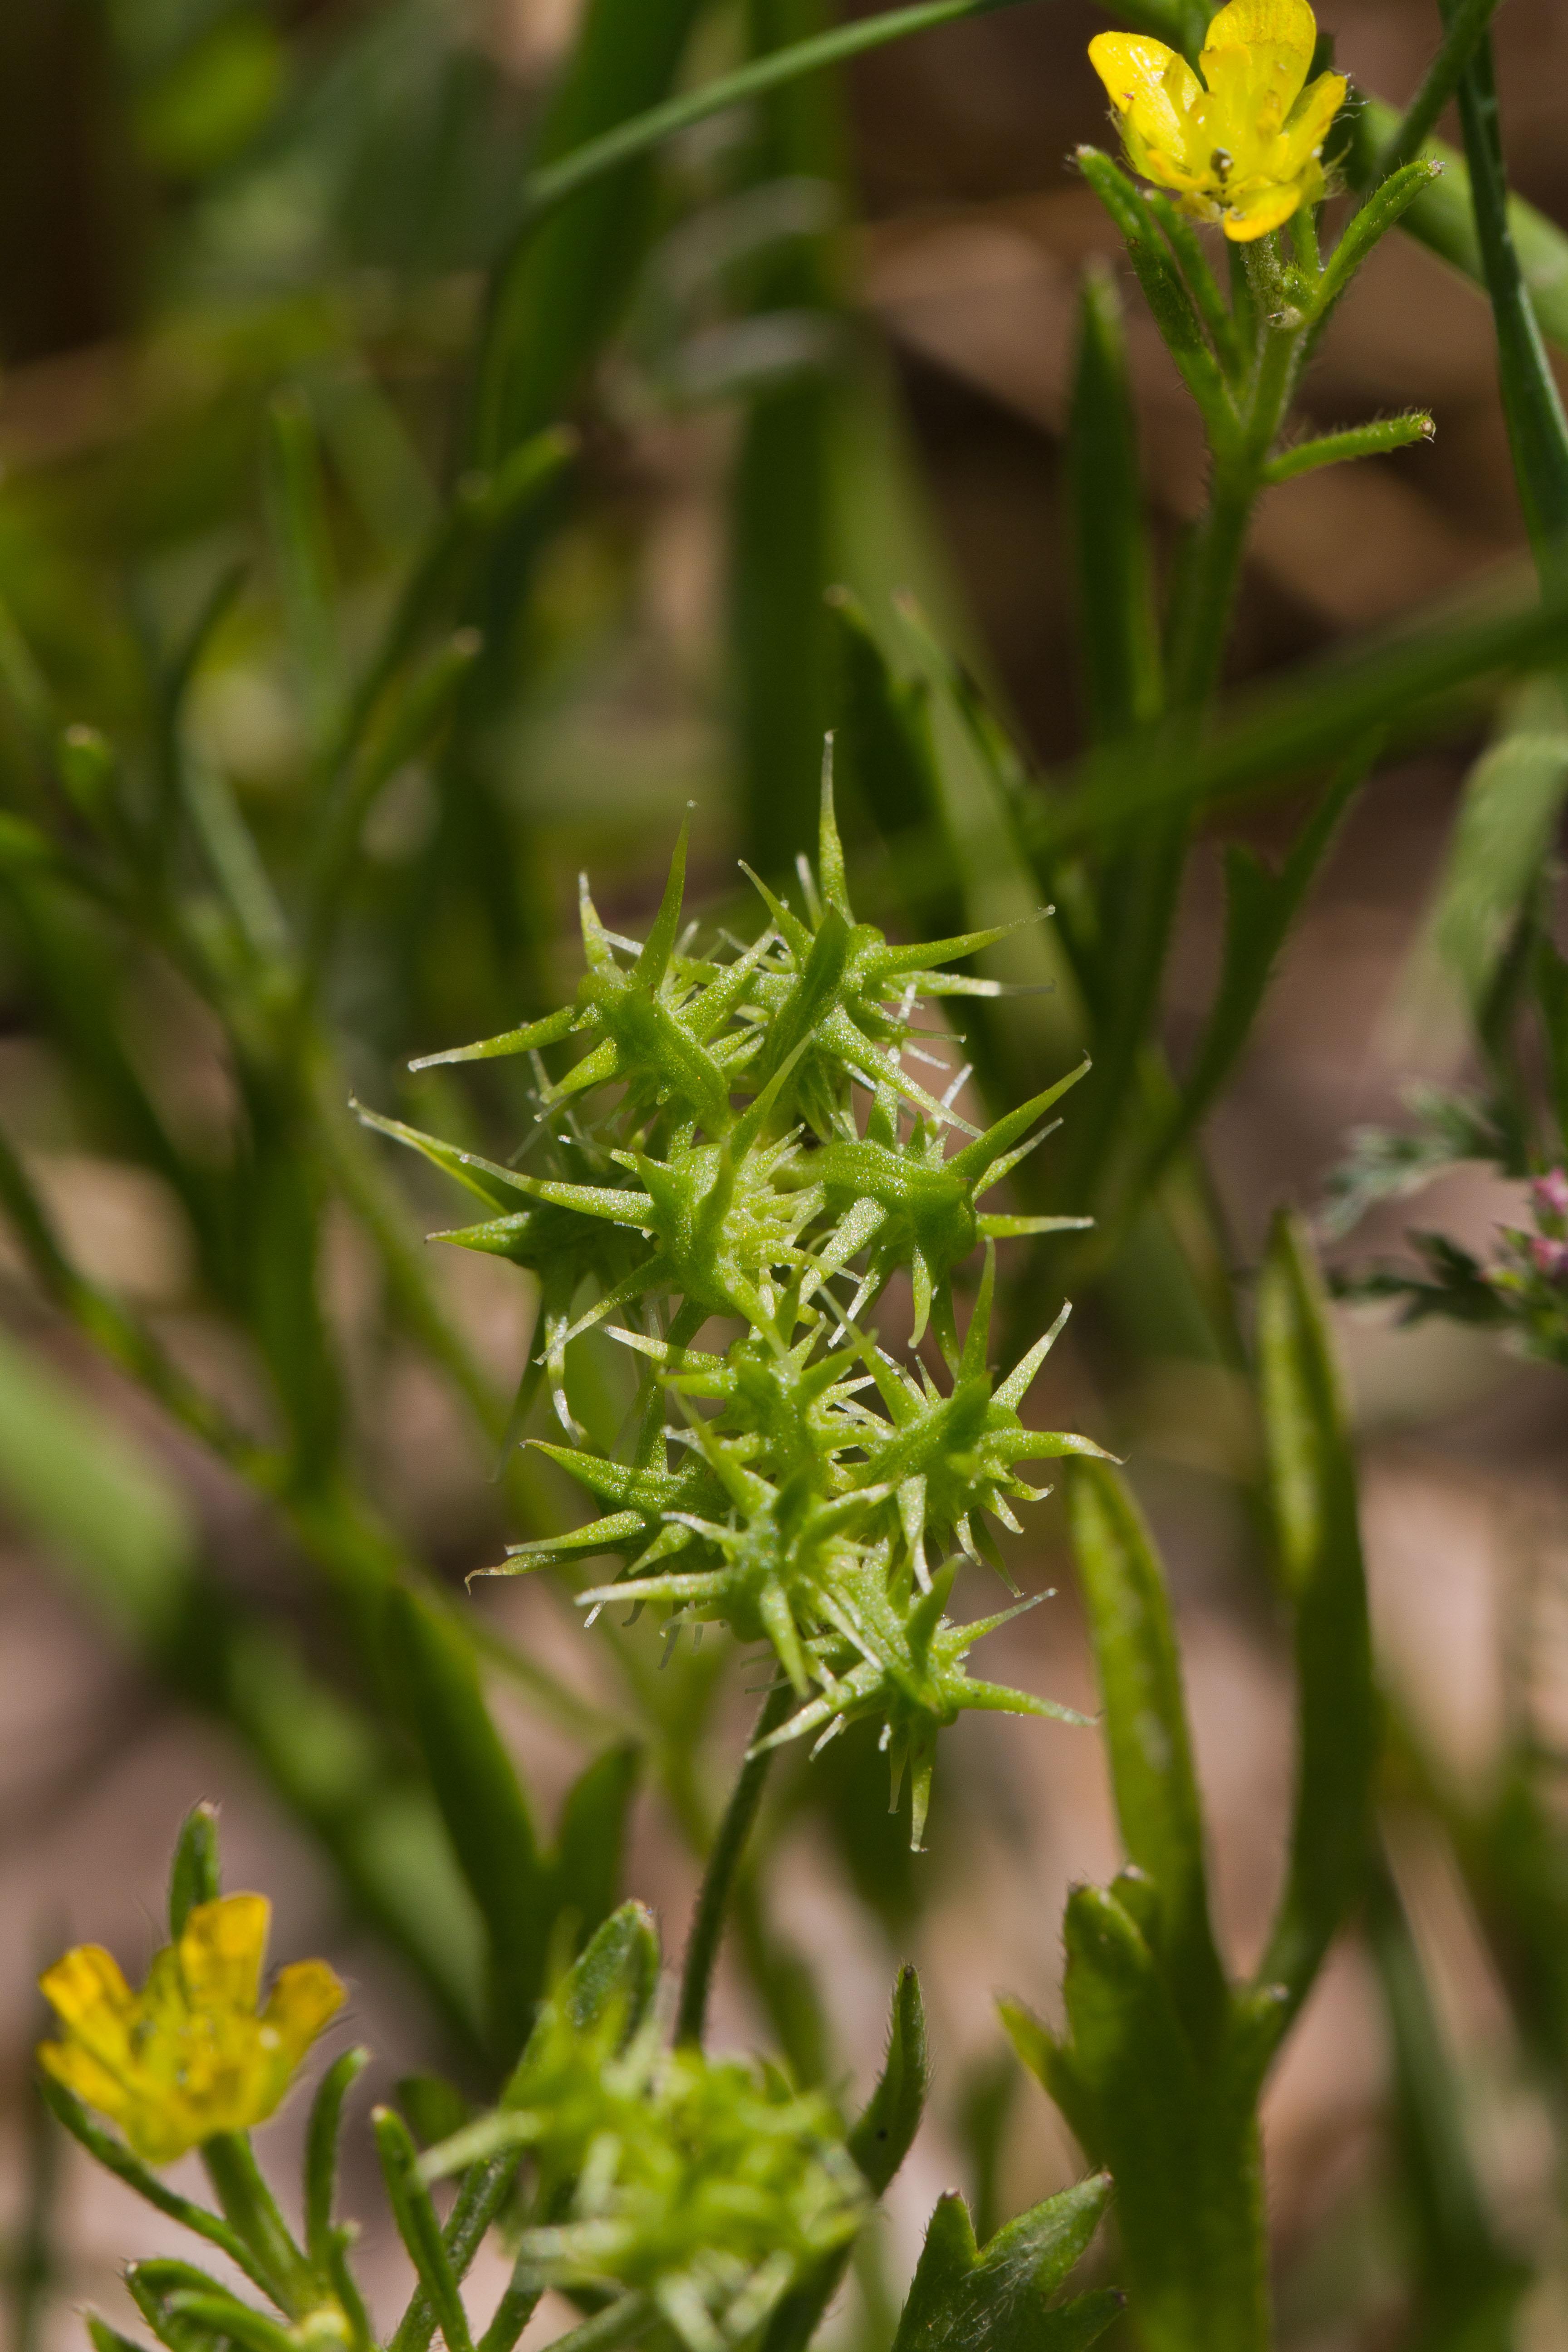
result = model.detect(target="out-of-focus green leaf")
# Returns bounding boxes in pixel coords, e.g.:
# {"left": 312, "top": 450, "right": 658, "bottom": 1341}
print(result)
{"left": 1134, "top": 746, "right": 1368, "bottom": 1193}
{"left": 1064, "top": 1461, "right": 1226, "bottom": 2054}
{"left": 1440, "top": 0, "right": 1568, "bottom": 570}
{"left": 0, "top": 1321, "right": 191, "bottom": 1642}
{"left": 1066, "top": 262, "right": 1161, "bottom": 742}
{"left": 386, "top": 1586, "right": 549, "bottom": 2064}
{"left": 891, "top": 2173, "right": 1119, "bottom": 2352}
{"left": 264, "top": 387, "right": 339, "bottom": 744}
{"left": 1421, "top": 680, "right": 1568, "bottom": 1019}
{"left": 134, "top": 11, "right": 285, "bottom": 178}
{"left": 1373, "top": 0, "right": 1500, "bottom": 180}
{"left": 1367, "top": 1852, "right": 1529, "bottom": 2348}
{"left": 955, "top": 2050, "right": 1018, "bottom": 2248}
{"left": 168, "top": 1802, "right": 223, "bottom": 1937}
{"left": 1352, "top": 99, "right": 1568, "bottom": 356}
{"left": 827, "top": 588, "right": 962, "bottom": 937}
{"left": 1253, "top": 1212, "right": 1375, "bottom": 2037}
{"left": 475, "top": 0, "right": 708, "bottom": 461}
{"left": 550, "top": 1741, "right": 640, "bottom": 1963}
{"left": 1027, "top": 569, "right": 1568, "bottom": 851}
{"left": 1539, "top": 939, "right": 1568, "bottom": 1147}
{"left": 397, "top": 2075, "right": 471, "bottom": 2152}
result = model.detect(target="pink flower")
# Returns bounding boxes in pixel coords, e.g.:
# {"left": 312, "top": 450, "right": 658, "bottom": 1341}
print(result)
{"left": 1529, "top": 1235, "right": 1568, "bottom": 1284}
{"left": 1532, "top": 1168, "right": 1568, "bottom": 1224}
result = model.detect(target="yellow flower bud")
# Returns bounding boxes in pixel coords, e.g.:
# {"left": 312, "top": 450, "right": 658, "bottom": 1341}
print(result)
{"left": 1089, "top": 0, "right": 1347, "bottom": 241}
{"left": 38, "top": 1895, "right": 343, "bottom": 2165}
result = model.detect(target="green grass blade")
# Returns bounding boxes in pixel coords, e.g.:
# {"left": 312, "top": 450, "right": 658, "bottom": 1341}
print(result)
{"left": 1253, "top": 1213, "right": 1376, "bottom": 2037}
{"left": 475, "top": 0, "right": 708, "bottom": 461}
{"left": 1027, "top": 567, "right": 1568, "bottom": 850}
{"left": 1064, "top": 1461, "right": 1226, "bottom": 2055}
{"left": 1352, "top": 99, "right": 1568, "bottom": 356}
{"left": 1367, "top": 1851, "right": 1530, "bottom": 2338}
{"left": 1375, "top": 0, "right": 1502, "bottom": 180}
{"left": 1133, "top": 744, "right": 1369, "bottom": 1196}
{"left": 264, "top": 388, "right": 340, "bottom": 744}
{"left": 1422, "top": 678, "right": 1568, "bottom": 1021}
{"left": 1066, "top": 261, "right": 1162, "bottom": 742}
{"left": 1440, "top": 1, "right": 1568, "bottom": 568}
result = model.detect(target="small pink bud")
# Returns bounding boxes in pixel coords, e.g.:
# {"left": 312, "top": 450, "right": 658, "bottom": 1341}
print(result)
{"left": 1533, "top": 1168, "right": 1568, "bottom": 1223}
{"left": 1529, "top": 1235, "right": 1568, "bottom": 1284}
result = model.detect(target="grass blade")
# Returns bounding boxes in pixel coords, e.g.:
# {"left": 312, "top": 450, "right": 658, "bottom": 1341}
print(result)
{"left": 1253, "top": 1213, "right": 1375, "bottom": 2036}
{"left": 1067, "top": 261, "right": 1162, "bottom": 741}
{"left": 1440, "top": 0, "right": 1568, "bottom": 569}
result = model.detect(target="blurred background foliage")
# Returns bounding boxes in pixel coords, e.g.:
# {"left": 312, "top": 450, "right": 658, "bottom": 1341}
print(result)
{"left": 2, "top": 1, "right": 1568, "bottom": 2348}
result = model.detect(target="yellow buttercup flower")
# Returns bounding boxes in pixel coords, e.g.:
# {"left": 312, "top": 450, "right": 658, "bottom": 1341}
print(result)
{"left": 1088, "top": 0, "right": 1348, "bottom": 242}
{"left": 38, "top": 1894, "right": 343, "bottom": 2165}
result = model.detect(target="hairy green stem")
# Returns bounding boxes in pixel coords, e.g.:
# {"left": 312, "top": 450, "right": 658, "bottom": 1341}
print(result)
{"left": 676, "top": 1682, "right": 795, "bottom": 2048}
{"left": 201, "top": 2136, "right": 312, "bottom": 2313}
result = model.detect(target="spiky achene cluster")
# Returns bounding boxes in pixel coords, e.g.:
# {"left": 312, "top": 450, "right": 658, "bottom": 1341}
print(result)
{"left": 420, "top": 1945, "right": 865, "bottom": 2352}
{"left": 365, "top": 779, "right": 1102, "bottom": 1845}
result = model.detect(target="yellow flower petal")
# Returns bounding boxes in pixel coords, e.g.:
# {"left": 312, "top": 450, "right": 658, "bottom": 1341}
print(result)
{"left": 1276, "top": 69, "right": 1348, "bottom": 177}
{"left": 37, "top": 1897, "right": 341, "bottom": 2167}
{"left": 263, "top": 1961, "right": 346, "bottom": 2067}
{"left": 178, "top": 1895, "right": 269, "bottom": 2014}
{"left": 1221, "top": 176, "right": 1312, "bottom": 241}
{"left": 1088, "top": 33, "right": 1205, "bottom": 170}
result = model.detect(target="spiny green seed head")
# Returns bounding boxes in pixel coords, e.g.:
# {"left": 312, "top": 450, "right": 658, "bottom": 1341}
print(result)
{"left": 365, "top": 781, "right": 1097, "bottom": 1842}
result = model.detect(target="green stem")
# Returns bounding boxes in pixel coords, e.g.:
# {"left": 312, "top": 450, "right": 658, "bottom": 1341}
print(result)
{"left": 1375, "top": 0, "right": 1502, "bottom": 183}
{"left": 676, "top": 1681, "right": 795, "bottom": 2047}
{"left": 201, "top": 2136, "right": 312, "bottom": 2313}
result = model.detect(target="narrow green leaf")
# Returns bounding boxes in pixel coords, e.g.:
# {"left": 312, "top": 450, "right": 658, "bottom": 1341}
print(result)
{"left": 264, "top": 387, "right": 339, "bottom": 739}
{"left": 88, "top": 2319, "right": 148, "bottom": 2352}
{"left": 38, "top": 2082, "right": 274, "bottom": 2303}
{"left": 1375, "top": 0, "right": 1501, "bottom": 179}
{"left": 0, "top": 1324, "right": 191, "bottom": 1644}
{"left": 1253, "top": 1213, "right": 1375, "bottom": 2034}
{"left": 1352, "top": 100, "right": 1568, "bottom": 357}
{"left": 165, "top": 2294, "right": 297, "bottom": 2352}
{"left": 827, "top": 589, "right": 962, "bottom": 939}
{"left": 762, "top": 1965, "right": 926, "bottom": 2352}
{"left": 475, "top": 0, "right": 709, "bottom": 461}
{"left": 1264, "top": 412, "right": 1434, "bottom": 483}
{"left": 1027, "top": 568, "right": 1568, "bottom": 852}
{"left": 1538, "top": 937, "right": 1568, "bottom": 1146}
{"left": 305, "top": 2048, "right": 371, "bottom": 2269}
{"left": 1134, "top": 744, "right": 1369, "bottom": 1193}
{"left": 128, "top": 2260, "right": 264, "bottom": 2352}
{"left": 374, "top": 2108, "right": 475, "bottom": 2352}
{"left": 1367, "top": 1851, "right": 1530, "bottom": 2340}
{"left": 892, "top": 2193, "right": 980, "bottom": 2352}
{"left": 1440, "top": 0, "right": 1568, "bottom": 568}
{"left": 1064, "top": 1461, "right": 1226, "bottom": 2054}
{"left": 386, "top": 1586, "right": 548, "bottom": 2063}
{"left": 556, "top": 1898, "right": 662, "bottom": 2042}
{"left": 1424, "top": 679, "right": 1568, "bottom": 1019}
{"left": 1067, "top": 261, "right": 1162, "bottom": 742}
{"left": 168, "top": 1803, "right": 222, "bottom": 1937}
{"left": 1055, "top": 1888, "right": 1269, "bottom": 2352}
{"left": 998, "top": 2001, "right": 1102, "bottom": 2166}
{"left": 892, "top": 2176, "right": 1118, "bottom": 2352}
{"left": 1073, "top": 152, "right": 1235, "bottom": 449}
